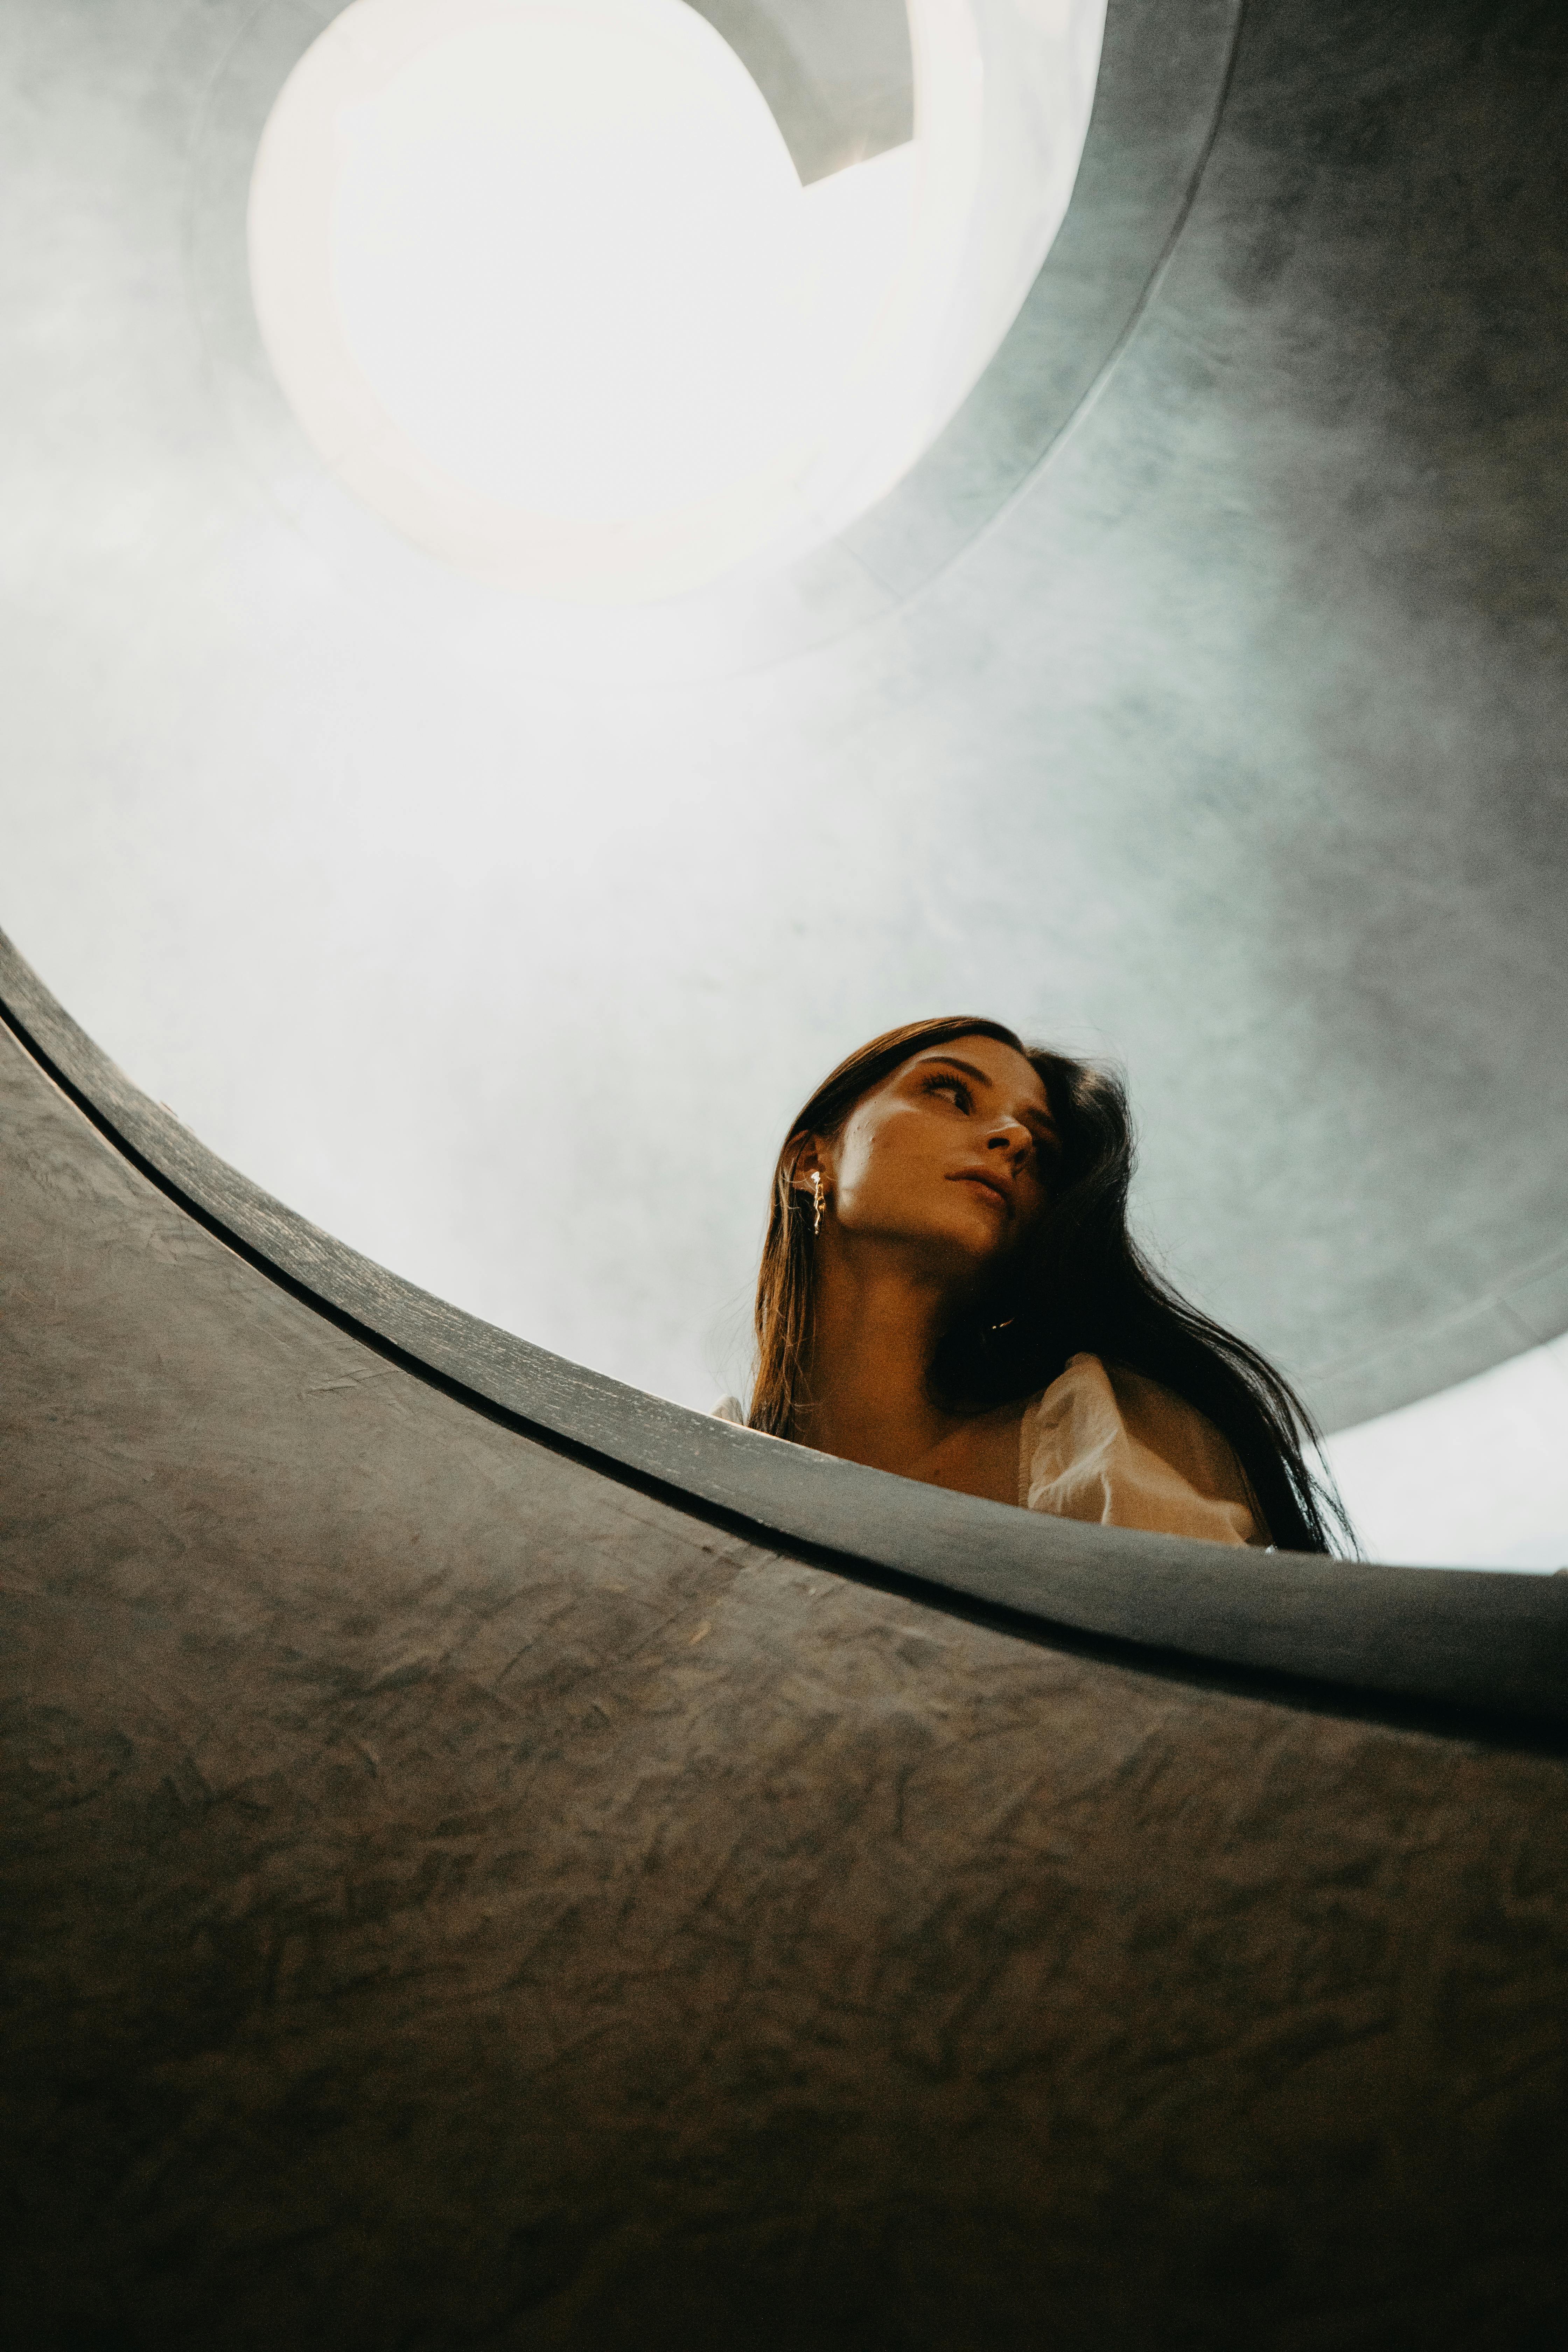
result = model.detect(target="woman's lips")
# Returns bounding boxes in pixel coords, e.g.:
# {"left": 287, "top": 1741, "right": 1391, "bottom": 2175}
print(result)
{"left": 950, "top": 1170, "right": 1010, "bottom": 1207}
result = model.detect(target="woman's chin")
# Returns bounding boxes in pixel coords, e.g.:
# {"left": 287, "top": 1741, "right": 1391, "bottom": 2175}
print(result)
{"left": 943, "top": 1189, "right": 1013, "bottom": 1243}
{"left": 920, "top": 1206, "right": 1015, "bottom": 1273}
{"left": 842, "top": 1195, "right": 1013, "bottom": 1268}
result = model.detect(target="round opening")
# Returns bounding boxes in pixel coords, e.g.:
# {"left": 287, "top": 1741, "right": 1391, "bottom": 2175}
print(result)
{"left": 249, "top": 0, "right": 933, "bottom": 601}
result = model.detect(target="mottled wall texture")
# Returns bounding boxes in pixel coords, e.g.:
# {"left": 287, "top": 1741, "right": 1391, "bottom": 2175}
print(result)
{"left": 4, "top": 0, "right": 1568, "bottom": 2339}
{"left": 4, "top": 1002, "right": 1567, "bottom": 2349}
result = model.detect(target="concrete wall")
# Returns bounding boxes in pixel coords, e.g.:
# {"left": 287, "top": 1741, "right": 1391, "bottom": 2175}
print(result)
{"left": 4, "top": 7, "right": 1568, "bottom": 2331}
{"left": 4, "top": 920, "right": 1567, "bottom": 2349}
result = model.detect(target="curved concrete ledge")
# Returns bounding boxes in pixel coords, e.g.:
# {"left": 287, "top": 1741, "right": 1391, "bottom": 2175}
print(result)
{"left": 4, "top": 922, "right": 1567, "bottom": 2348}
{"left": 6, "top": 0, "right": 1568, "bottom": 2334}
{"left": 2, "top": 925, "right": 1564, "bottom": 1738}
{"left": 841, "top": 0, "right": 1245, "bottom": 596}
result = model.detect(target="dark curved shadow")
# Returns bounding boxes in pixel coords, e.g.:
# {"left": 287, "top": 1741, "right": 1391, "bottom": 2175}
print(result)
{"left": 2, "top": 925, "right": 1563, "bottom": 1740}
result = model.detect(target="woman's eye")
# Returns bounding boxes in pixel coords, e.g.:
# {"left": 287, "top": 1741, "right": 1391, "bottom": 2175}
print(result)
{"left": 927, "top": 1077, "right": 969, "bottom": 1110}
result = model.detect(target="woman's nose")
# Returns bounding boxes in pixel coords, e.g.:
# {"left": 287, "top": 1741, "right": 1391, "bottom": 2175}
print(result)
{"left": 985, "top": 1121, "right": 1030, "bottom": 1161}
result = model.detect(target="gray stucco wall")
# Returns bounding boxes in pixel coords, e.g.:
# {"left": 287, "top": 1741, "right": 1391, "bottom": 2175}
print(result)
{"left": 4, "top": 925, "right": 1567, "bottom": 2349}
{"left": 3, "top": 7, "right": 1567, "bottom": 2325}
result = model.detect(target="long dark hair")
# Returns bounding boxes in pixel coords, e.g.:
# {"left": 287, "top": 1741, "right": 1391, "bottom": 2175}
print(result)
{"left": 749, "top": 1016, "right": 1355, "bottom": 1556}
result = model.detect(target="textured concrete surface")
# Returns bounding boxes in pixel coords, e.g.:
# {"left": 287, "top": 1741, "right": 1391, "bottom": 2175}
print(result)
{"left": 4, "top": 954, "right": 1567, "bottom": 2347}
{"left": 1, "top": 0, "right": 1564, "bottom": 1432}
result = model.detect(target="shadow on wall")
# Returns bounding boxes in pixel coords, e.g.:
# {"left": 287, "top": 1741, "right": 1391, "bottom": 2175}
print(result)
{"left": 691, "top": 0, "right": 914, "bottom": 182}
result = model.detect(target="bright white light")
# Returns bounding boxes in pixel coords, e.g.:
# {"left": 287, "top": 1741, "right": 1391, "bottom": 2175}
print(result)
{"left": 250, "top": 0, "right": 921, "bottom": 598}
{"left": 1324, "top": 1334, "right": 1568, "bottom": 1569}
{"left": 329, "top": 10, "right": 903, "bottom": 521}
{"left": 248, "top": 0, "right": 1105, "bottom": 602}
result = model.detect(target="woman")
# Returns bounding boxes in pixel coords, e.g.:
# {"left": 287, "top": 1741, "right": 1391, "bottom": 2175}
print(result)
{"left": 718, "top": 1017, "right": 1352, "bottom": 1554}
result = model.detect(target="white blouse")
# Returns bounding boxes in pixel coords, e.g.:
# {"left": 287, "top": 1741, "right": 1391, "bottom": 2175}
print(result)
{"left": 1017, "top": 1352, "right": 1264, "bottom": 1546}
{"left": 712, "top": 1351, "right": 1265, "bottom": 1547}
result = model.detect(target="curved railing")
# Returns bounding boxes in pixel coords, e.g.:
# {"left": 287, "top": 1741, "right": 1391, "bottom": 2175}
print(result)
{"left": 2, "top": 924, "right": 1562, "bottom": 1739}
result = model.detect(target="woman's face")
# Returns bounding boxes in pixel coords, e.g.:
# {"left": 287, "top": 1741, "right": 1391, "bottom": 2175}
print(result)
{"left": 809, "top": 1034, "right": 1058, "bottom": 1278}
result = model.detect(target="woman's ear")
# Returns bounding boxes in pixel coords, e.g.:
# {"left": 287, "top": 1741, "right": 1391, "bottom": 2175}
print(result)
{"left": 788, "top": 1134, "right": 828, "bottom": 1198}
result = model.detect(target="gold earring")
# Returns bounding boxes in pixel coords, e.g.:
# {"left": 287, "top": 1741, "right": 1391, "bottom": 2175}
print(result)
{"left": 811, "top": 1170, "right": 824, "bottom": 1237}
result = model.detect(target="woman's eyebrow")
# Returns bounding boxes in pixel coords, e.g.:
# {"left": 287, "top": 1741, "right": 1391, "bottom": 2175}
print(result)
{"left": 916, "top": 1055, "right": 1059, "bottom": 1136}
{"left": 914, "top": 1054, "right": 996, "bottom": 1087}
{"left": 912, "top": 1054, "right": 1001, "bottom": 1086}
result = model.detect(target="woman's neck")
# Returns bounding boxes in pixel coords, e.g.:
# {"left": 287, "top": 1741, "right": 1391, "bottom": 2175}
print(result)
{"left": 792, "top": 1241, "right": 961, "bottom": 1475}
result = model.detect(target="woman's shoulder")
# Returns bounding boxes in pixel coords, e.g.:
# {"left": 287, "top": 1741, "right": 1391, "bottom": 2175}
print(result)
{"left": 1033, "top": 1351, "right": 1236, "bottom": 1462}
{"left": 1020, "top": 1353, "right": 1266, "bottom": 1545}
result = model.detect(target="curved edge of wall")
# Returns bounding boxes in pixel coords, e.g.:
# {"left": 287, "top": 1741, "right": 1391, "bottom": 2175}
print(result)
{"left": 838, "top": 0, "right": 1244, "bottom": 599}
{"left": 2, "top": 921, "right": 1564, "bottom": 1740}
{"left": 192, "top": 0, "right": 1241, "bottom": 664}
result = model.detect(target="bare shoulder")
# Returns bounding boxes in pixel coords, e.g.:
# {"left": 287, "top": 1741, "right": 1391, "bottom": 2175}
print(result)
{"left": 924, "top": 1395, "right": 1031, "bottom": 1508}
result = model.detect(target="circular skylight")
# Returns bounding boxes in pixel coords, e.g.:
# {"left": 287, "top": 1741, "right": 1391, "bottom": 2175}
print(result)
{"left": 249, "top": 0, "right": 1099, "bottom": 602}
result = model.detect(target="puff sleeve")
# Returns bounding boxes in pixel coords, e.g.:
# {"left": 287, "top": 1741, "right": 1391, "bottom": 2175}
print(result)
{"left": 1020, "top": 1353, "right": 1266, "bottom": 1546}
